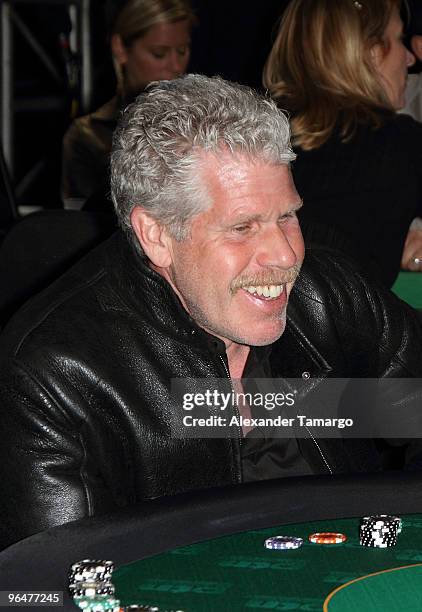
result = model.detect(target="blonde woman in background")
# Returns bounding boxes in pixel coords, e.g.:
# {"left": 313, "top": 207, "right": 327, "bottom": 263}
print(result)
{"left": 62, "top": 0, "right": 194, "bottom": 205}
{"left": 400, "top": 1, "right": 422, "bottom": 122}
{"left": 264, "top": 0, "right": 422, "bottom": 287}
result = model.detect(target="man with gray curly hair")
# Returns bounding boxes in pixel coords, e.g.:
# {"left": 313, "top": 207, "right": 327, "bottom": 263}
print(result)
{"left": 111, "top": 74, "right": 296, "bottom": 248}
{"left": 0, "top": 74, "right": 421, "bottom": 550}
{"left": 110, "top": 74, "right": 304, "bottom": 354}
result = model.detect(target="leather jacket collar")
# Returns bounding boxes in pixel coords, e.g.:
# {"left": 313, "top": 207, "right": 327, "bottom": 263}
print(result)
{"left": 107, "top": 233, "right": 228, "bottom": 357}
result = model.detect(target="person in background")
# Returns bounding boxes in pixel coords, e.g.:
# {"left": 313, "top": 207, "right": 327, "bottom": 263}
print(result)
{"left": 263, "top": 0, "right": 422, "bottom": 287}
{"left": 400, "top": 0, "right": 422, "bottom": 122}
{"left": 62, "top": 0, "right": 194, "bottom": 206}
{"left": 396, "top": 0, "right": 422, "bottom": 269}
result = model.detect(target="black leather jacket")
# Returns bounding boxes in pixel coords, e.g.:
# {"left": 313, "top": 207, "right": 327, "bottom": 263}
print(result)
{"left": 0, "top": 232, "right": 421, "bottom": 550}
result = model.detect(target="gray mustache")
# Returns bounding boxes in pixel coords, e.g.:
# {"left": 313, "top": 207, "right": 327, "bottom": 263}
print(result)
{"left": 230, "top": 263, "right": 301, "bottom": 293}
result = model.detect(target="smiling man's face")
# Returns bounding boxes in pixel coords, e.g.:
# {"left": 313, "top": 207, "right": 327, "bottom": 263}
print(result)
{"left": 162, "top": 152, "right": 305, "bottom": 348}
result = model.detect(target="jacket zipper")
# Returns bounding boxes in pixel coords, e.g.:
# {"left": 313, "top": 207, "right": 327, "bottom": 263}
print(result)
{"left": 304, "top": 425, "right": 333, "bottom": 474}
{"left": 220, "top": 355, "right": 332, "bottom": 475}
{"left": 219, "top": 355, "right": 243, "bottom": 445}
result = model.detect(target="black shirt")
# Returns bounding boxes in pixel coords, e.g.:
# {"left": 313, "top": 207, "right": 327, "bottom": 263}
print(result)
{"left": 241, "top": 346, "right": 313, "bottom": 481}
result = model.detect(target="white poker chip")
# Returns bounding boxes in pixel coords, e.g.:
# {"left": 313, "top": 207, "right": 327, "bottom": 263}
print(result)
{"left": 70, "top": 580, "right": 115, "bottom": 598}
{"left": 264, "top": 536, "right": 303, "bottom": 550}
{"left": 69, "top": 560, "right": 115, "bottom": 583}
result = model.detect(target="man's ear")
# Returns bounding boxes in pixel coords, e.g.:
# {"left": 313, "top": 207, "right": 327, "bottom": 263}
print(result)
{"left": 111, "top": 33, "right": 129, "bottom": 66}
{"left": 411, "top": 35, "right": 422, "bottom": 62}
{"left": 131, "top": 207, "right": 173, "bottom": 268}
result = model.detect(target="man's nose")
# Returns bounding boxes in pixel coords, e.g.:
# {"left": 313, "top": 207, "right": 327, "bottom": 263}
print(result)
{"left": 255, "top": 225, "right": 299, "bottom": 269}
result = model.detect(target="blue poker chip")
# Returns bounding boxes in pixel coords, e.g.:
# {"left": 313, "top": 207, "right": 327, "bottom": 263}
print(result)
{"left": 264, "top": 536, "right": 303, "bottom": 550}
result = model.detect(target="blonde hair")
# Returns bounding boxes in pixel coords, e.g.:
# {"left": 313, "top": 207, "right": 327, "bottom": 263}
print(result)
{"left": 263, "top": 0, "right": 402, "bottom": 150}
{"left": 112, "top": 0, "right": 195, "bottom": 46}
{"left": 110, "top": 0, "right": 195, "bottom": 93}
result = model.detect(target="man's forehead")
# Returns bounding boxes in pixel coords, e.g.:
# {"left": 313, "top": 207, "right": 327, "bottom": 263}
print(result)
{"left": 199, "top": 150, "right": 293, "bottom": 191}
{"left": 200, "top": 149, "right": 288, "bottom": 171}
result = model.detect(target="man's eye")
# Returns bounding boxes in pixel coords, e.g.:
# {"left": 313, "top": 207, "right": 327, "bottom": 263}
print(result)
{"left": 232, "top": 224, "right": 251, "bottom": 234}
{"left": 279, "top": 211, "right": 297, "bottom": 223}
{"left": 177, "top": 46, "right": 189, "bottom": 56}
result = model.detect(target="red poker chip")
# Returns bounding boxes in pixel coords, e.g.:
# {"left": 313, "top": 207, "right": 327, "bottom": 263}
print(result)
{"left": 308, "top": 532, "right": 347, "bottom": 544}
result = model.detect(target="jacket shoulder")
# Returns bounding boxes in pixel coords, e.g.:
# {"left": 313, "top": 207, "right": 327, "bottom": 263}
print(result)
{"left": 289, "top": 245, "right": 422, "bottom": 376}
{"left": 0, "top": 235, "right": 119, "bottom": 363}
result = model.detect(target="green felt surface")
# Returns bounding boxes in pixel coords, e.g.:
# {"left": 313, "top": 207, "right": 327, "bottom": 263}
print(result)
{"left": 325, "top": 564, "right": 422, "bottom": 612}
{"left": 392, "top": 271, "right": 422, "bottom": 308}
{"left": 113, "top": 514, "right": 422, "bottom": 611}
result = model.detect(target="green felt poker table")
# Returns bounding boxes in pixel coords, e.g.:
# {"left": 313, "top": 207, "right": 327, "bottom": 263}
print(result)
{"left": 113, "top": 514, "right": 422, "bottom": 611}
{"left": 392, "top": 271, "right": 422, "bottom": 309}
{"left": 2, "top": 472, "right": 422, "bottom": 612}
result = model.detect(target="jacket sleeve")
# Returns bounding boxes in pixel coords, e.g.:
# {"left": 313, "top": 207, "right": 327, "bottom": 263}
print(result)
{"left": 325, "top": 250, "right": 422, "bottom": 469}
{"left": 305, "top": 246, "right": 422, "bottom": 376}
{"left": 0, "top": 358, "right": 114, "bottom": 550}
{"left": 292, "top": 246, "right": 422, "bottom": 469}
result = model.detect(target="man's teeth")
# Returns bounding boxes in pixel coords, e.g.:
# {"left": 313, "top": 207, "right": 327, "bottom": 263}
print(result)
{"left": 244, "top": 285, "right": 284, "bottom": 298}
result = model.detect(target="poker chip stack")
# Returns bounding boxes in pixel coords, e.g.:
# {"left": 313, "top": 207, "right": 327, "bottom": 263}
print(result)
{"left": 69, "top": 560, "right": 121, "bottom": 611}
{"left": 359, "top": 514, "right": 402, "bottom": 548}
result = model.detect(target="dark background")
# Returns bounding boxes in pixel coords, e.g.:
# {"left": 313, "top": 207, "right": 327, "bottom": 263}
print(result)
{"left": 3, "top": 0, "right": 420, "bottom": 213}
{"left": 4, "top": 0, "right": 290, "bottom": 211}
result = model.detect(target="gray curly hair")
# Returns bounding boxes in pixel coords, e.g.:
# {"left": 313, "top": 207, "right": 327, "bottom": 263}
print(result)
{"left": 110, "top": 74, "right": 295, "bottom": 250}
